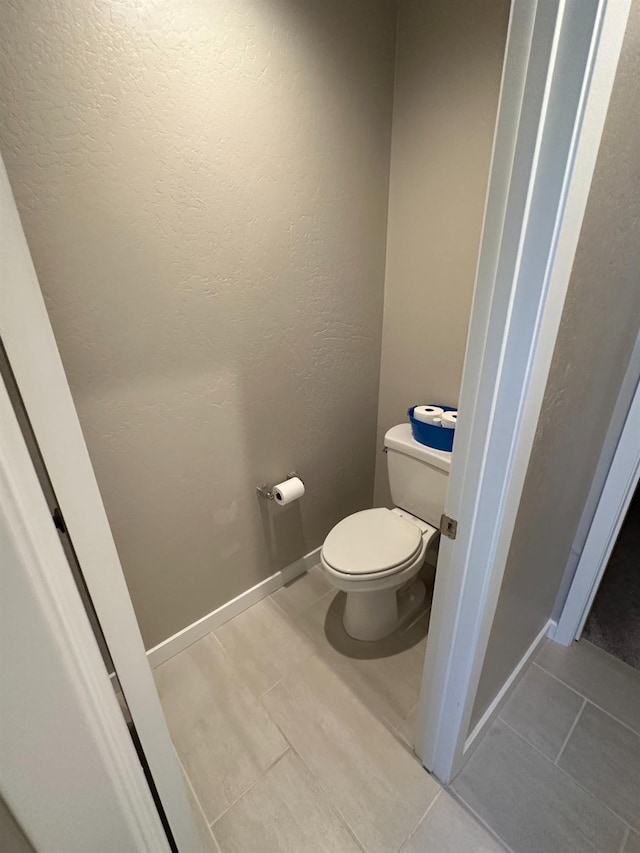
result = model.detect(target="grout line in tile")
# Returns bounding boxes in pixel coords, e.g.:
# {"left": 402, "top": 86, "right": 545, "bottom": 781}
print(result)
{"left": 210, "top": 747, "right": 291, "bottom": 829}
{"left": 386, "top": 688, "right": 419, "bottom": 744}
{"left": 529, "top": 661, "right": 583, "bottom": 699}
{"left": 554, "top": 697, "right": 587, "bottom": 765}
{"left": 447, "top": 787, "right": 515, "bottom": 853}
{"left": 268, "top": 570, "right": 331, "bottom": 616}
{"left": 396, "top": 788, "right": 442, "bottom": 853}
{"left": 267, "top": 590, "right": 294, "bottom": 617}
{"left": 498, "top": 715, "right": 634, "bottom": 833}
{"left": 267, "top": 584, "right": 303, "bottom": 611}
{"left": 497, "top": 716, "right": 568, "bottom": 770}
{"left": 204, "top": 582, "right": 440, "bottom": 848}
{"left": 581, "top": 698, "right": 640, "bottom": 739}
{"left": 268, "top": 590, "right": 331, "bottom": 627}
{"left": 210, "top": 624, "right": 295, "bottom": 705}
{"left": 257, "top": 678, "right": 282, "bottom": 705}
{"left": 209, "top": 631, "right": 228, "bottom": 653}
{"left": 256, "top": 662, "right": 441, "bottom": 852}
{"left": 403, "top": 698, "right": 419, "bottom": 720}
{"left": 230, "top": 592, "right": 424, "bottom": 753}
{"left": 173, "top": 751, "right": 222, "bottom": 851}
{"left": 533, "top": 661, "right": 640, "bottom": 737}
{"left": 260, "top": 700, "right": 299, "bottom": 757}
{"left": 255, "top": 683, "right": 325, "bottom": 786}
{"left": 257, "top": 677, "right": 284, "bottom": 701}
{"left": 532, "top": 661, "right": 589, "bottom": 699}
{"left": 389, "top": 719, "right": 413, "bottom": 752}
{"left": 290, "top": 621, "right": 426, "bottom": 750}
{"left": 204, "top": 627, "right": 295, "bottom": 801}
{"left": 285, "top": 742, "right": 368, "bottom": 853}
{"left": 294, "top": 586, "right": 336, "bottom": 622}
{"left": 387, "top": 717, "right": 426, "bottom": 766}
{"left": 619, "top": 826, "right": 631, "bottom": 853}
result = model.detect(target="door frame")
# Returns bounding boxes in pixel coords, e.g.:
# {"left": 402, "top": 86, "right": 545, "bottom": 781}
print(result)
{"left": 0, "top": 372, "right": 171, "bottom": 852}
{"left": 553, "top": 353, "right": 640, "bottom": 646}
{"left": 415, "top": 0, "right": 632, "bottom": 783}
{"left": 0, "top": 161, "right": 199, "bottom": 851}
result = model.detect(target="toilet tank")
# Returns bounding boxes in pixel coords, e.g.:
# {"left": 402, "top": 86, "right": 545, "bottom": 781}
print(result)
{"left": 384, "top": 424, "right": 451, "bottom": 527}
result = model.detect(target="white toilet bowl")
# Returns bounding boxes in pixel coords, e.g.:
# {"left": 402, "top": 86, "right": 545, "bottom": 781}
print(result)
{"left": 320, "top": 507, "right": 438, "bottom": 641}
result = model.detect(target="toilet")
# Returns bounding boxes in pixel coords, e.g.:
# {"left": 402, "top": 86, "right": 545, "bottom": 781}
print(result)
{"left": 320, "top": 423, "right": 451, "bottom": 641}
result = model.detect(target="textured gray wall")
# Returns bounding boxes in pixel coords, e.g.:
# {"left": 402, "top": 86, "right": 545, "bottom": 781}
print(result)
{"left": 373, "top": 0, "right": 510, "bottom": 506}
{"left": 472, "top": 0, "right": 640, "bottom": 727}
{"left": 0, "top": 0, "right": 396, "bottom": 648}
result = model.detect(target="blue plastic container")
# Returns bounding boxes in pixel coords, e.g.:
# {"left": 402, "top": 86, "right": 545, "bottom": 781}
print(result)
{"left": 408, "top": 404, "right": 456, "bottom": 452}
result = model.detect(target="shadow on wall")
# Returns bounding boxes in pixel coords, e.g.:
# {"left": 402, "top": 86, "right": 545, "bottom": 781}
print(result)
{"left": 0, "top": 0, "right": 396, "bottom": 648}
{"left": 258, "top": 499, "right": 306, "bottom": 575}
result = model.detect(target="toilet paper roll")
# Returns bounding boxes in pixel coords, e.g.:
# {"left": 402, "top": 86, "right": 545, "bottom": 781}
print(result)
{"left": 413, "top": 405, "right": 444, "bottom": 425}
{"left": 441, "top": 411, "right": 458, "bottom": 429}
{"left": 272, "top": 476, "right": 305, "bottom": 506}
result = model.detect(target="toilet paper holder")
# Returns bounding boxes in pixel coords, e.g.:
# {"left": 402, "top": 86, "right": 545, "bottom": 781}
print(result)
{"left": 256, "top": 472, "right": 303, "bottom": 501}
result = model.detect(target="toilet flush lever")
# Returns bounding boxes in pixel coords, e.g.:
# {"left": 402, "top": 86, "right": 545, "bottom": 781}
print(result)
{"left": 440, "top": 513, "right": 458, "bottom": 540}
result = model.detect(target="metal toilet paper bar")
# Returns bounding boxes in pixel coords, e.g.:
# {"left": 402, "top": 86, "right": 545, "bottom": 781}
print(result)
{"left": 256, "top": 472, "right": 303, "bottom": 502}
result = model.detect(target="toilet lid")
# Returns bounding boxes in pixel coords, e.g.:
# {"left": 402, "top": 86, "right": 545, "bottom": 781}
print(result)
{"left": 322, "top": 508, "right": 422, "bottom": 575}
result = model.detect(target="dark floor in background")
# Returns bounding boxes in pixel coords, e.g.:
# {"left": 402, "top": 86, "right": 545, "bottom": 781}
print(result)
{"left": 583, "top": 485, "right": 640, "bottom": 670}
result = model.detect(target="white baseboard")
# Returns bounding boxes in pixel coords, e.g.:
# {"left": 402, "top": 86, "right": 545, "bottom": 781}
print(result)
{"left": 462, "top": 618, "right": 553, "bottom": 761}
{"left": 146, "top": 547, "right": 321, "bottom": 669}
{"left": 546, "top": 619, "right": 558, "bottom": 640}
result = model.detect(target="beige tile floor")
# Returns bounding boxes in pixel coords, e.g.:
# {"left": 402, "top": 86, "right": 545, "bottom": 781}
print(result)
{"left": 155, "top": 568, "right": 640, "bottom": 853}
{"left": 155, "top": 567, "right": 504, "bottom": 852}
{"left": 453, "top": 639, "right": 640, "bottom": 853}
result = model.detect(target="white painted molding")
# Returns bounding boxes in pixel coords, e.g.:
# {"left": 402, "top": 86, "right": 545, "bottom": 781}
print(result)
{"left": 462, "top": 619, "right": 553, "bottom": 765}
{"left": 0, "top": 376, "right": 170, "bottom": 852}
{"left": 0, "top": 156, "right": 199, "bottom": 851}
{"left": 415, "top": 0, "right": 632, "bottom": 785}
{"left": 147, "top": 547, "right": 321, "bottom": 668}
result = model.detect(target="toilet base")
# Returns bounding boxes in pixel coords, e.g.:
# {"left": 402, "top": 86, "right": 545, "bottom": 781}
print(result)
{"left": 343, "top": 578, "right": 426, "bottom": 642}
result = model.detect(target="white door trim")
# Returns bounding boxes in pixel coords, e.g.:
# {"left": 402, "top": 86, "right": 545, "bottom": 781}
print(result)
{"left": 0, "top": 373, "right": 170, "bottom": 853}
{"left": 0, "top": 159, "right": 199, "bottom": 851}
{"left": 415, "top": 0, "right": 632, "bottom": 783}
{"left": 554, "top": 371, "right": 640, "bottom": 645}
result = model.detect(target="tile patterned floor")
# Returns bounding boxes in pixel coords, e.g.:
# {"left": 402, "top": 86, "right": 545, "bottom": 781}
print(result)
{"left": 154, "top": 567, "right": 504, "bottom": 852}
{"left": 453, "top": 639, "right": 640, "bottom": 853}
{"left": 154, "top": 569, "right": 640, "bottom": 852}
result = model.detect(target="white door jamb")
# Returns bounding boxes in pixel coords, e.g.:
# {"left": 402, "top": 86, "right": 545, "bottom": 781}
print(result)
{"left": 0, "top": 374, "right": 170, "bottom": 853}
{"left": 414, "top": 0, "right": 632, "bottom": 784}
{"left": 0, "top": 159, "right": 199, "bottom": 852}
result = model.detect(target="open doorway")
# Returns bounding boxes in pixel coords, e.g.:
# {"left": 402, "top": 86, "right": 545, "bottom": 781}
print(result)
{"left": 582, "top": 483, "right": 640, "bottom": 669}
{"left": 1, "top": 0, "right": 509, "bottom": 841}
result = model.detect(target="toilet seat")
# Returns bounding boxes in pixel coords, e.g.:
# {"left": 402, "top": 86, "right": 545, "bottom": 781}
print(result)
{"left": 321, "top": 508, "right": 423, "bottom": 579}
